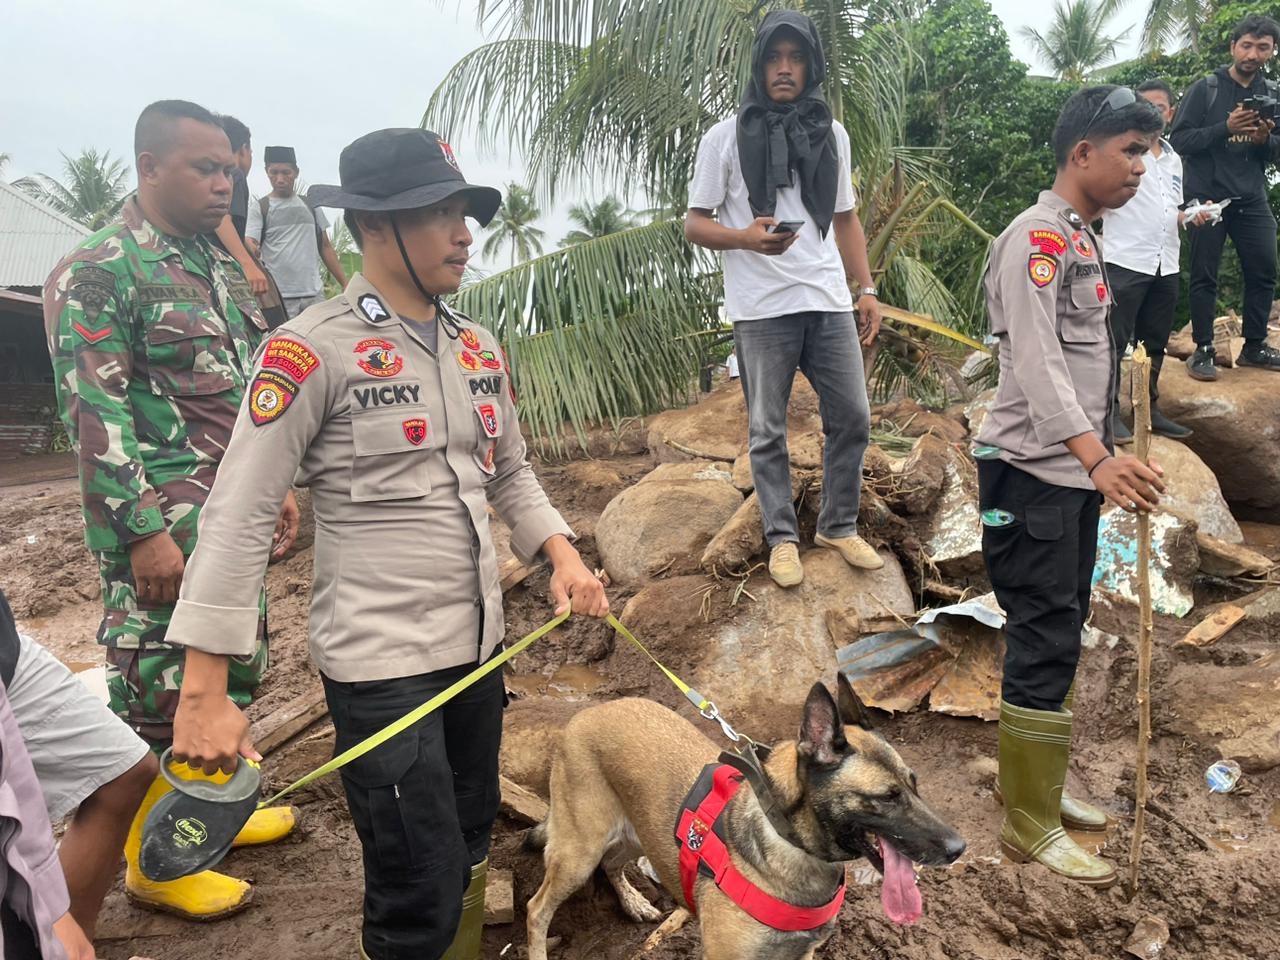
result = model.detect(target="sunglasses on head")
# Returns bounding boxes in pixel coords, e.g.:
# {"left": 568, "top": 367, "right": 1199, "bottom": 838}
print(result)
{"left": 1084, "top": 86, "right": 1137, "bottom": 135}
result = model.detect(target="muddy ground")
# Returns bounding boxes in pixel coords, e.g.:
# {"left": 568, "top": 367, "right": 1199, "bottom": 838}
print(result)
{"left": 1, "top": 445, "right": 1277, "bottom": 960}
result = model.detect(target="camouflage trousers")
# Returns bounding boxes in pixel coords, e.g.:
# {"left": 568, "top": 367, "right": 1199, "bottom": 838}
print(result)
{"left": 96, "top": 547, "right": 268, "bottom": 751}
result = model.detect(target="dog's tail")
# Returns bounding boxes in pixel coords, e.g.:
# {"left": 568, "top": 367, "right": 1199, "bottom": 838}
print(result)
{"left": 523, "top": 820, "right": 549, "bottom": 852}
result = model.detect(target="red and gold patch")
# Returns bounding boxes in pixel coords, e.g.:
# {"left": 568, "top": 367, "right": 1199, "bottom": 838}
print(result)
{"left": 354, "top": 338, "right": 403, "bottom": 378}
{"left": 72, "top": 322, "right": 112, "bottom": 344}
{"left": 1072, "top": 232, "right": 1095, "bottom": 258}
{"left": 1029, "top": 229, "right": 1068, "bottom": 256}
{"left": 249, "top": 370, "right": 298, "bottom": 426}
{"left": 458, "top": 350, "right": 481, "bottom": 373}
{"left": 1028, "top": 253, "right": 1058, "bottom": 288}
{"left": 478, "top": 350, "right": 502, "bottom": 371}
{"left": 1096, "top": 282, "right": 1107, "bottom": 302}
{"left": 460, "top": 328, "right": 482, "bottom": 351}
{"left": 483, "top": 442, "right": 496, "bottom": 472}
{"left": 477, "top": 402, "right": 499, "bottom": 438}
{"left": 403, "top": 417, "right": 428, "bottom": 446}
{"left": 262, "top": 338, "right": 320, "bottom": 382}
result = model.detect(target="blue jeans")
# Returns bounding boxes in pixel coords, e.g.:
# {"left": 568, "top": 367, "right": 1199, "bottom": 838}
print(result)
{"left": 733, "top": 311, "right": 871, "bottom": 547}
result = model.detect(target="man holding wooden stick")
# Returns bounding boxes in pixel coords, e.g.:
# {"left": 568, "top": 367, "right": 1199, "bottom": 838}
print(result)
{"left": 974, "top": 86, "right": 1166, "bottom": 887}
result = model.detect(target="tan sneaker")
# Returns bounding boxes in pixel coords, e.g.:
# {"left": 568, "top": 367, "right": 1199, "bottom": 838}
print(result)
{"left": 814, "top": 533, "right": 884, "bottom": 570}
{"left": 768, "top": 542, "right": 804, "bottom": 588}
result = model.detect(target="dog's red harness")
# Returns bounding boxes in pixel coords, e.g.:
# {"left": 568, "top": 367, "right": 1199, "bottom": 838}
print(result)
{"left": 674, "top": 763, "right": 846, "bottom": 932}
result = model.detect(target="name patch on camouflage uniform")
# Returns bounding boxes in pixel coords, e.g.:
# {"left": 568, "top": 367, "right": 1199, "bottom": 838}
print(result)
{"left": 138, "top": 284, "right": 205, "bottom": 304}
{"left": 262, "top": 338, "right": 320, "bottom": 382}
{"left": 249, "top": 370, "right": 298, "bottom": 426}
{"left": 1028, "top": 253, "right": 1058, "bottom": 288}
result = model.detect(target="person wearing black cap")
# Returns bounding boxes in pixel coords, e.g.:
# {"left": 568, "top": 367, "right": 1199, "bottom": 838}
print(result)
{"left": 246, "top": 145, "right": 348, "bottom": 318}
{"left": 163, "top": 128, "right": 609, "bottom": 959}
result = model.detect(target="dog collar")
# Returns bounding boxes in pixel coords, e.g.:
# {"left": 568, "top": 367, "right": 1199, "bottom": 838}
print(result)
{"left": 674, "top": 763, "right": 846, "bottom": 931}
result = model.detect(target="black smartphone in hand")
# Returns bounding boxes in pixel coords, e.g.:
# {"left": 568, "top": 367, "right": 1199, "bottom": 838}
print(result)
{"left": 767, "top": 220, "right": 805, "bottom": 235}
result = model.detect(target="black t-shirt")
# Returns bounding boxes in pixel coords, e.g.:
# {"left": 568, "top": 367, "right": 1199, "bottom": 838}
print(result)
{"left": 1170, "top": 66, "right": 1280, "bottom": 202}
{"left": 229, "top": 167, "right": 249, "bottom": 241}
{"left": 0, "top": 589, "right": 21, "bottom": 688}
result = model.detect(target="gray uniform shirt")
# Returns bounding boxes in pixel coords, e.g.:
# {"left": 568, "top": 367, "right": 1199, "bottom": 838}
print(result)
{"left": 975, "top": 190, "right": 1115, "bottom": 489}
{"left": 246, "top": 194, "right": 328, "bottom": 298}
{"left": 166, "top": 274, "right": 572, "bottom": 681}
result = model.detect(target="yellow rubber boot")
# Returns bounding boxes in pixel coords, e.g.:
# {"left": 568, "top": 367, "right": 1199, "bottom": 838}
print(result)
{"left": 167, "top": 762, "right": 298, "bottom": 848}
{"left": 441, "top": 858, "right": 488, "bottom": 960}
{"left": 125, "top": 774, "right": 254, "bottom": 920}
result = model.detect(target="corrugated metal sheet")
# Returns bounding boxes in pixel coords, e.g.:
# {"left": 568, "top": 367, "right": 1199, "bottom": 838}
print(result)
{"left": 0, "top": 181, "right": 91, "bottom": 287}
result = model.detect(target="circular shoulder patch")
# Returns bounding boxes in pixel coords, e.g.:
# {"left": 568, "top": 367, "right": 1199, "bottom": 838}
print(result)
{"left": 1028, "top": 253, "right": 1058, "bottom": 288}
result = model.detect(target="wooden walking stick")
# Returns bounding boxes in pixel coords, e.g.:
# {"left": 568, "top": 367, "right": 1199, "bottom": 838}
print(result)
{"left": 1127, "top": 344, "right": 1154, "bottom": 898}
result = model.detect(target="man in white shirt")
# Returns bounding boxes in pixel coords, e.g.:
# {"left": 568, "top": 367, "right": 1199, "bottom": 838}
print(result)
{"left": 246, "top": 145, "right": 347, "bottom": 318}
{"left": 685, "top": 10, "right": 883, "bottom": 588}
{"left": 1101, "top": 80, "right": 1196, "bottom": 441}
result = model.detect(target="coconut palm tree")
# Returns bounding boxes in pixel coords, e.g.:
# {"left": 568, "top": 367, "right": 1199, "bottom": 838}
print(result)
{"left": 561, "top": 196, "right": 637, "bottom": 245}
{"left": 482, "top": 183, "right": 546, "bottom": 268}
{"left": 1019, "top": 0, "right": 1131, "bottom": 82}
{"left": 15, "top": 148, "right": 130, "bottom": 229}
{"left": 1141, "top": 0, "right": 1216, "bottom": 53}
{"left": 425, "top": 0, "right": 990, "bottom": 452}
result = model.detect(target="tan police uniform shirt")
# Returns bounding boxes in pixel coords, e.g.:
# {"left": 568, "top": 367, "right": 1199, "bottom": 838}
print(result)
{"left": 165, "top": 274, "right": 573, "bottom": 681}
{"left": 975, "top": 190, "right": 1115, "bottom": 489}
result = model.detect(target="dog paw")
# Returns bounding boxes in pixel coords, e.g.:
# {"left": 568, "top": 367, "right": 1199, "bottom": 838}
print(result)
{"left": 622, "top": 895, "right": 663, "bottom": 924}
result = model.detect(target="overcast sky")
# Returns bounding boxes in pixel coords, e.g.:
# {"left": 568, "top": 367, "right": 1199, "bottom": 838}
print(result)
{"left": 2, "top": 0, "right": 1148, "bottom": 267}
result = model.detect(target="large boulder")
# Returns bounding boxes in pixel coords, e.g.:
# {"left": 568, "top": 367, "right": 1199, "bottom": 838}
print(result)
{"left": 1147, "top": 436, "right": 1242, "bottom": 543}
{"left": 1157, "top": 361, "right": 1280, "bottom": 511}
{"left": 700, "top": 493, "right": 765, "bottom": 574}
{"left": 1165, "top": 650, "right": 1280, "bottom": 773}
{"left": 872, "top": 398, "right": 969, "bottom": 444}
{"left": 611, "top": 548, "right": 913, "bottom": 739}
{"left": 646, "top": 377, "right": 823, "bottom": 464}
{"left": 595, "top": 461, "right": 743, "bottom": 585}
{"left": 920, "top": 450, "right": 983, "bottom": 577}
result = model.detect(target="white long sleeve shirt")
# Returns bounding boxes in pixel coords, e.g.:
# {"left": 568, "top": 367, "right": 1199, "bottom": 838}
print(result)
{"left": 1100, "top": 139, "right": 1183, "bottom": 277}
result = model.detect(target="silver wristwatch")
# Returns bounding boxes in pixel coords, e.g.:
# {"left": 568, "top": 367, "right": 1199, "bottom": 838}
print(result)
{"left": 859, "top": 285, "right": 878, "bottom": 299}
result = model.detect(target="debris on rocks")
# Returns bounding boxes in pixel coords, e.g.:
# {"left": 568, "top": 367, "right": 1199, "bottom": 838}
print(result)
{"left": 1176, "top": 605, "right": 1246, "bottom": 650}
{"left": 1094, "top": 510, "right": 1199, "bottom": 617}
{"left": 1124, "top": 915, "right": 1171, "bottom": 959}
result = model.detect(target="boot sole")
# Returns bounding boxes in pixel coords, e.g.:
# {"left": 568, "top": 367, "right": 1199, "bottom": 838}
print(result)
{"left": 813, "top": 539, "right": 885, "bottom": 570}
{"left": 1186, "top": 368, "right": 1218, "bottom": 382}
{"left": 126, "top": 886, "right": 254, "bottom": 921}
{"left": 992, "top": 786, "right": 1110, "bottom": 832}
{"left": 1237, "top": 361, "right": 1280, "bottom": 372}
{"left": 998, "top": 840, "right": 1118, "bottom": 888}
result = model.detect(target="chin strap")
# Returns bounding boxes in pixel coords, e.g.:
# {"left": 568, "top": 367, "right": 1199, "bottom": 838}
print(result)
{"left": 390, "top": 213, "right": 463, "bottom": 340}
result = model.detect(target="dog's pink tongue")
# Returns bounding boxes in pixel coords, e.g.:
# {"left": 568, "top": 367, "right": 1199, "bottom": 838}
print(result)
{"left": 879, "top": 839, "right": 922, "bottom": 925}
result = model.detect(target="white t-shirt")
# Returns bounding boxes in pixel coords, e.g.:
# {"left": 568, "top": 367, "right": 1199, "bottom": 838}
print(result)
{"left": 1099, "top": 140, "right": 1183, "bottom": 277}
{"left": 246, "top": 194, "right": 330, "bottom": 298}
{"left": 688, "top": 117, "right": 856, "bottom": 322}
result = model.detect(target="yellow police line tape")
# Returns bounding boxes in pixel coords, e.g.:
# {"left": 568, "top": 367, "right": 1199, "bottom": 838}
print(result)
{"left": 260, "top": 609, "right": 737, "bottom": 808}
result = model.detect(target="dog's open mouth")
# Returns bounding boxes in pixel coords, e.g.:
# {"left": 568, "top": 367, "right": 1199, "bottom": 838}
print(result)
{"left": 867, "top": 833, "right": 922, "bottom": 925}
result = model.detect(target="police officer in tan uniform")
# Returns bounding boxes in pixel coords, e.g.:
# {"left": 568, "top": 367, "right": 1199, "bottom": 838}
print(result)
{"left": 163, "top": 128, "right": 609, "bottom": 959}
{"left": 974, "top": 87, "right": 1165, "bottom": 888}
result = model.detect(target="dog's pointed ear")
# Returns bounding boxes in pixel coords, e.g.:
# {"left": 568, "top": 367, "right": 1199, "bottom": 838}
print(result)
{"left": 799, "top": 682, "right": 847, "bottom": 766}
{"left": 837, "top": 672, "right": 875, "bottom": 731}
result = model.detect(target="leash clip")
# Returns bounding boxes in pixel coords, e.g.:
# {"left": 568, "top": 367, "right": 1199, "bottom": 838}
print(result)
{"left": 698, "top": 699, "right": 741, "bottom": 743}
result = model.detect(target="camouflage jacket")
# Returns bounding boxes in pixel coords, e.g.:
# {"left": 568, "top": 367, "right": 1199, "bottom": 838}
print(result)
{"left": 44, "top": 196, "right": 268, "bottom": 554}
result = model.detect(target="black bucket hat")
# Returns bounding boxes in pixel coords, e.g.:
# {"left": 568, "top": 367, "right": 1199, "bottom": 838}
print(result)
{"left": 308, "top": 128, "right": 502, "bottom": 226}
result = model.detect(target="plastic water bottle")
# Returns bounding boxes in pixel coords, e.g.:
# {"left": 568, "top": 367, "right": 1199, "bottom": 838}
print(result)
{"left": 1205, "top": 759, "right": 1242, "bottom": 793}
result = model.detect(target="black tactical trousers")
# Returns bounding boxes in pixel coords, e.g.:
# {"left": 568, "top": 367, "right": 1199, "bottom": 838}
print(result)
{"left": 1187, "top": 196, "right": 1277, "bottom": 345}
{"left": 322, "top": 659, "right": 504, "bottom": 960}
{"left": 978, "top": 459, "right": 1102, "bottom": 712}
{"left": 1107, "top": 264, "right": 1179, "bottom": 404}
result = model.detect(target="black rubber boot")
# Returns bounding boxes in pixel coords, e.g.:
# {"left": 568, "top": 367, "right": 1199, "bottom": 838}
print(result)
{"left": 1186, "top": 344, "right": 1217, "bottom": 382}
{"left": 1111, "top": 404, "right": 1133, "bottom": 446}
{"left": 1238, "top": 341, "right": 1280, "bottom": 371}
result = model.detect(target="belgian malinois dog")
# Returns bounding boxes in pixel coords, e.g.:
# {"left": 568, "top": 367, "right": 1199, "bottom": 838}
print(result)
{"left": 525, "top": 674, "right": 965, "bottom": 960}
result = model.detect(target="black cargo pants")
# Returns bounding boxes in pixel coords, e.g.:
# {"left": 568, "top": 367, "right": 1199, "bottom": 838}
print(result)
{"left": 322, "top": 658, "right": 504, "bottom": 960}
{"left": 978, "top": 459, "right": 1102, "bottom": 712}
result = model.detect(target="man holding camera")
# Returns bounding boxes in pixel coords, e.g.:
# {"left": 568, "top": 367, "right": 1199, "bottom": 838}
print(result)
{"left": 685, "top": 10, "right": 883, "bottom": 589}
{"left": 1171, "top": 14, "right": 1280, "bottom": 380}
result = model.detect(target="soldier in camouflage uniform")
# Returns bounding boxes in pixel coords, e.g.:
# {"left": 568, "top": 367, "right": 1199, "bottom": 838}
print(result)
{"left": 43, "top": 99, "right": 297, "bottom": 921}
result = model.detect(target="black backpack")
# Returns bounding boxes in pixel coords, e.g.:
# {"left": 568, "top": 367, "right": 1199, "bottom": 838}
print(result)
{"left": 257, "top": 195, "right": 325, "bottom": 254}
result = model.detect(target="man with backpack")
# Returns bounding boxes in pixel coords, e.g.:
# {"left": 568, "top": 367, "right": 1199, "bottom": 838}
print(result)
{"left": 246, "top": 145, "right": 348, "bottom": 318}
{"left": 1170, "top": 14, "right": 1280, "bottom": 380}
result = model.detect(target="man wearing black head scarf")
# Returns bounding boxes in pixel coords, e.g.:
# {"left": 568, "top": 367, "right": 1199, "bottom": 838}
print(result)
{"left": 686, "top": 10, "right": 882, "bottom": 589}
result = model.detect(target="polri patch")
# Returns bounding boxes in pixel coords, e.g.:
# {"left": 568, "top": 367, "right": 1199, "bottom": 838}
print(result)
{"left": 468, "top": 375, "right": 503, "bottom": 397}
{"left": 460, "top": 328, "right": 482, "bottom": 351}
{"left": 458, "top": 350, "right": 481, "bottom": 373}
{"left": 1071, "top": 232, "right": 1094, "bottom": 258}
{"left": 403, "top": 417, "right": 428, "bottom": 446}
{"left": 262, "top": 338, "right": 320, "bottom": 382}
{"left": 1028, "top": 253, "right": 1058, "bottom": 288}
{"left": 249, "top": 371, "right": 298, "bottom": 426}
{"left": 358, "top": 294, "right": 391, "bottom": 323}
{"left": 1029, "top": 229, "right": 1067, "bottom": 256}
{"left": 354, "top": 338, "right": 403, "bottom": 378}
{"left": 476, "top": 402, "right": 499, "bottom": 438}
